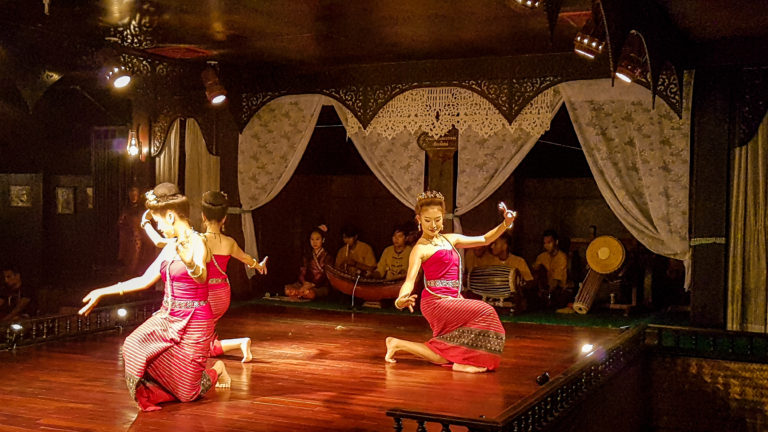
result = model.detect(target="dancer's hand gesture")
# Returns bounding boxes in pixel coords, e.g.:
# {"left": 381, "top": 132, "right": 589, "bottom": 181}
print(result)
{"left": 79, "top": 288, "right": 107, "bottom": 316}
{"left": 395, "top": 294, "right": 418, "bottom": 313}
{"left": 250, "top": 256, "right": 268, "bottom": 274}
{"left": 176, "top": 231, "right": 196, "bottom": 269}
{"left": 498, "top": 202, "right": 517, "bottom": 227}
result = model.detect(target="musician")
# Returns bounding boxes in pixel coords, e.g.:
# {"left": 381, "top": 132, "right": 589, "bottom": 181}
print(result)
{"left": 486, "top": 232, "right": 533, "bottom": 282}
{"left": 531, "top": 229, "right": 570, "bottom": 308}
{"left": 334, "top": 225, "right": 377, "bottom": 276}
{"left": 373, "top": 225, "right": 412, "bottom": 280}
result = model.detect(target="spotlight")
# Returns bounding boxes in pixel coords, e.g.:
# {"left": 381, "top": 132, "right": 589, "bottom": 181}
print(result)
{"left": 581, "top": 343, "right": 594, "bottom": 354}
{"left": 10, "top": 323, "right": 22, "bottom": 332}
{"left": 512, "top": 0, "right": 541, "bottom": 8}
{"left": 116, "top": 308, "right": 128, "bottom": 318}
{"left": 573, "top": 3, "right": 606, "bottom": 60}
{"left": 614, "top": 31, "right": 650, "bottom": 84}
{"left": 536, "top": 372, "right": 550, "bottom": 386}
{"left": 106, "top": 66, "right": 131, "bottom": 89}
{"left": 201, "top": 62, "right": 227, "bottom": 105}
{"left": 126, "top": 130, "right": 140, "bottom": 156}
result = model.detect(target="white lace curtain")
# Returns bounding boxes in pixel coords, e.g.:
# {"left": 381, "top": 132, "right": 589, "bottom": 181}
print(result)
{"left": 155, "top": 119, "right": 180, "bottom": 185}
{"left": 184, "top": 119, "right": 220, "bottom": 230}
{"left": 238, "top": 95, "right": 324, "bottom": 275}
{"left": 728, "top": 112, "right": 768, "bottom": 333}
{"left": 561, "top": 75, "right": 693, "bottom": 287}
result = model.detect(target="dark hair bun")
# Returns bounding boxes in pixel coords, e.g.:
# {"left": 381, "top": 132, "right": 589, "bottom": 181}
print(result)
{"left": 202, "top": 191, "right": 228, "bottom": 207}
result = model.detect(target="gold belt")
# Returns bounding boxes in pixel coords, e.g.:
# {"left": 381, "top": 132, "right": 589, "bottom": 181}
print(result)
{"left": 425, "top": 279, "right": 461, "bottom": 288}
{"left": 208, "top": 278, "right": 228, "bottom": 284}
{"left": 162, "top": 297, "right": 208, "bottom": 309}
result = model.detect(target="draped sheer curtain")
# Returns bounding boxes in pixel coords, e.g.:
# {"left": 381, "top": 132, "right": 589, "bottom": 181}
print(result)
{"left": 333, "top": 101, "right": 425, "bottom": 209}
{"left": 238, "top": 95, "right": 324, "bottom": 275}
{"left": 455, "top": 88, "right": 562, "bottom": 222}
{"left": 155, "top": 119, "right": 180, "bottom": 186}
{"left": 561, "top": 76, "right": 693, "bottom": 286}
{"left": 184, "top": 119, "right": 220, "bottom": 230}
{"left": 728, "top": 112, "right": 768, "bottom": 332}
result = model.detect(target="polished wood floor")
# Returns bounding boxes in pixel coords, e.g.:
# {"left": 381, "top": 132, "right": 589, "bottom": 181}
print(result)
{"left": 0, "top": 304, "right": 619, "bottom": 431}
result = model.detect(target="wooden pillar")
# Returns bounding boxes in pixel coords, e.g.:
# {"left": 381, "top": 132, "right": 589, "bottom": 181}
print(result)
{"left": 418, "top": 127, "right": 458, "bottom": 232}
{"left": 689, "top": 67, "right": 735, "bottom": 328}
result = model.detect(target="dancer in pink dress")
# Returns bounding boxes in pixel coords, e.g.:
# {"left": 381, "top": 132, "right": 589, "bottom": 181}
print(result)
{"left": 200, "top": 191, "right": 266, "bottom": 362}
{"left": 385, "top": 191, "right": 516, "bottom": 373}
{"left": 79, "top": 183, "right": 229, "bottom": 411}
{"left": 142, "top": 191, "right": 267, "bottom": 362}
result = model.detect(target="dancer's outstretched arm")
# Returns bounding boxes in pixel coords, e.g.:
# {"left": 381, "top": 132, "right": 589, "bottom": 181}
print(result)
{"left": 229, "top": 239, "right": 268, "bottom": 274}
{"left": 79, "top": 244, "right": 173, "bottom": 315}
{"left": 445, "top": 203, "right": 516, "bottom": 249}
{"left": 394, "top": 244, "right": 425, "bottom": 312}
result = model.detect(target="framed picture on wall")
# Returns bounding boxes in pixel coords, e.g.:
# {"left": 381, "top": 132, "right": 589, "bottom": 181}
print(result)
{"left": 56, "top": 187, "right": 75, "bottom": 214}
{"left": 86, "top": 187, "right": 94, "bottom": 209}
{"left": 9, "top": 185, "right": 32, "bottom": 207}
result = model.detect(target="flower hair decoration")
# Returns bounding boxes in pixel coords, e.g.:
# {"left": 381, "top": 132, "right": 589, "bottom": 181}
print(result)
{"left": 145, "top": 190, "right": 159, "bottom": 205}
{"left": 317, "top": 224, "right": 328, "bottom": 232}
{"left": 417, "top": 190, "right": 444, "bottom": 202}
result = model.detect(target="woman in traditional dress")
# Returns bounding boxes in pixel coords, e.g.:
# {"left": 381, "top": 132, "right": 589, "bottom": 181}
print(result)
{"left": 284, "top": 225, "right": 333, "bottom": 300}
{"left": 198, "top": 191, "right": 267, "bottom": 362}
{"left": 385, "top": 191, "right": 516, "bottom": 373}
{"left": 141, "top": 191, "right": 267, "bottom": 362}
{"left": 79, "top": 183, "right": 229, "bottom": 411}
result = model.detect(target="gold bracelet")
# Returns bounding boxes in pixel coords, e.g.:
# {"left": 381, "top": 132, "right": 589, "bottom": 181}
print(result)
{"left": 187, "top": 264, "right": 204, "bottom": 278}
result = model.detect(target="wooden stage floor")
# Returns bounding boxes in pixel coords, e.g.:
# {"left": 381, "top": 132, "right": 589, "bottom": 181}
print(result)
{"left": 0, "top": 304, "right": 619, "bottom": 431}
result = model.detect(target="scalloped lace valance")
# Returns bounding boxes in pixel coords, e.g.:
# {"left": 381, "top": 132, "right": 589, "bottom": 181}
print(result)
{"left": 342, "top": 86, "right": 559, "bottom": 139}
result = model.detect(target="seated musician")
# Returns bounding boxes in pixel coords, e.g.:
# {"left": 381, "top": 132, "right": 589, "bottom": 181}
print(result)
{"left": 373, "top": 225, "right": 412, "bottom": 280}
{"left": 486, "top": 232, "right": 533, "bottom": 282}
{"left": 335, "top": 225, "right": 377, "bottom": 276}
{"left": 285, "top": 225, "right": 333, "bottom": 300}
{"left": 531, "top": 229, "right": 570, "bottom": 308}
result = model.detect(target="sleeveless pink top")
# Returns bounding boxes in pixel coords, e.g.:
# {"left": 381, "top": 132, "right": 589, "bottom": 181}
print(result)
{"left": 422, "top": 248, "right": 461, "bottom": 297}
{"left": 207, "top": 254, "right": 230, "bottom": 285}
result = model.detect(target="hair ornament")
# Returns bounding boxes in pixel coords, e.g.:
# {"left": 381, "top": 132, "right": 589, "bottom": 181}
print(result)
{"left": 417, "top": 190, "right": 444, "bottom": 202}
{"left": 145, "top": 190, "right": 159, "bottom": 205}
{"left": 317, "top": 224, "right": 328, "bottom": 232}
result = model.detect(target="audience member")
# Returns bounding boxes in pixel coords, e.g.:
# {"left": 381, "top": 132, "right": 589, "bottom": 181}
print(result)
{"left": 1, "top": 264, "right": 36, "bottom": 322}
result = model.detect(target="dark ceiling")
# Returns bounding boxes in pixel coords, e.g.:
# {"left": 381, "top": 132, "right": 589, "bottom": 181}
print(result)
{"left": 1, "top": 0, "right": 767, "bottom": 74}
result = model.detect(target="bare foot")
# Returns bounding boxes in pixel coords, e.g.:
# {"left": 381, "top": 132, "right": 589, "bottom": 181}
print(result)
{"left": 385, "top": 337, "right": 398, "bottom": 363}
{"left": 452, "top": 363, "right": 487, "bottom": 374}
{"left": 241, "top": 338, "right": 253, "bottom": 363}
{"left": 214, "top": 360, "right": 231, "bottom": 388}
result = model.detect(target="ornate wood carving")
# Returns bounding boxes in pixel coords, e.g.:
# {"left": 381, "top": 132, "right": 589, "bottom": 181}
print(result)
{"left": 737, "top": 66, "right": 768, "bottom": 147}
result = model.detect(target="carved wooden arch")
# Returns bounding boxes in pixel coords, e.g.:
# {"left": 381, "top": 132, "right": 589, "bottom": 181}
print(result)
{"left": 150, "top": 102, "right": 220, "bottom": 157}
{"left": 236, "top": 76, "right": 565, "bottom": 134}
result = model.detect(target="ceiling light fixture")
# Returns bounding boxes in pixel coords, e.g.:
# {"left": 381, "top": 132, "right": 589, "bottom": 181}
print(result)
{"left": 106, "top": 66, "right": 131, "bottom": 89}
{"left": 573, "top": 4, "right": 606, "bottom": 60}
{"left": 615, "top": 31, "right": 650, "bottom": 84}
{"left": 201, "top": 62, "right": 227, "bottom": 105}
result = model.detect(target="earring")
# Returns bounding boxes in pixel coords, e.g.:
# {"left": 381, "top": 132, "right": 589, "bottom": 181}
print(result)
{"left": 418, "top": 224, "right": 422, "bottom": 232}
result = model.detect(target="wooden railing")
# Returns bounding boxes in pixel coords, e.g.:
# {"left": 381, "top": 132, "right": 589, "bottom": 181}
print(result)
{"left": 0, "top": 298, "right": 162, "bottom": 350}
{"left": 387, "top": 325, "right": 647, "bottom": 432}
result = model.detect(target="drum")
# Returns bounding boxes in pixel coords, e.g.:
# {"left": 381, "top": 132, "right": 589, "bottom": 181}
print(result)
{"left": 572, "top": 236, "right": 626, "bottom": 314}
{"left": 468, "top": 265, "right": 524, "bottom": 305}
{"left": 572, "top": 269, "right": 604, "bottom": 314}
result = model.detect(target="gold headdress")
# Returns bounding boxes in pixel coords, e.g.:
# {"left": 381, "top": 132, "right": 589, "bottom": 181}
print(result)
{"left": 417, "top": 190, "right": 444, "bottom": 202}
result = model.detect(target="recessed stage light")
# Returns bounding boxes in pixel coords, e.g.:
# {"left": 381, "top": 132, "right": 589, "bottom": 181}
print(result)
{"left": 117, "top": 308, "right": 128, "bottom": 318}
